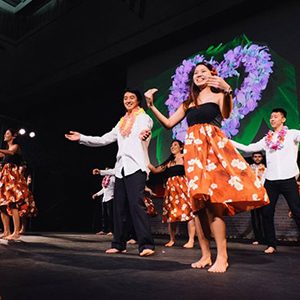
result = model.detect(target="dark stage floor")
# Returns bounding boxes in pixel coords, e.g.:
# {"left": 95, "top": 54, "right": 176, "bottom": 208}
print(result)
{"left": 0, "top": 233, "right": 299, "bottom": 300}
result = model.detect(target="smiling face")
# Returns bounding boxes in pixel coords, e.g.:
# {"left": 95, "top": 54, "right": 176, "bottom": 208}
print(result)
{"left": 193, "top": 64, "right": 212, "bottom": 87}
{"left": 270, "top": 112, "right": 286, "bottom": 131}
{"left": 123, "top": 92, "right": 140, "bottom": 112}
{"left": 4, "top": 129, "right": 14, "bottom": 142}
{"left": 170, "top": 141, "right": 183, "bottom": 155}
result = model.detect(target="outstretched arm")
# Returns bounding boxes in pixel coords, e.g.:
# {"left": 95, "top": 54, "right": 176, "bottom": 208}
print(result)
{"left": 148, "top": 162, "right": 166, "bottom": 174}
{"left": 231, "top": 139, "right": 265, "bottom": 153}
{"left": 144, "top": 88, "right": 186, "bottom": 129}
{"left": 65, "top": 127, "right": 117, "bottom": 147}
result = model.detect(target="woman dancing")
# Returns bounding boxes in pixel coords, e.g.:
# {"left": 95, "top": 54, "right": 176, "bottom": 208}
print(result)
{"left": 144, "top": 62, "right": 269, "bottom": 272}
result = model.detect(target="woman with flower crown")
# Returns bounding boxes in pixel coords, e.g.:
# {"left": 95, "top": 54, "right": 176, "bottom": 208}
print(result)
{"left": 145, "top": 62, "right": 269, "bottom": 273}
{"left": 65, "top": 89, "right": 155, "bottom": 257}
{"left": 232, "top": 107, "right": 300, "bottom": 254}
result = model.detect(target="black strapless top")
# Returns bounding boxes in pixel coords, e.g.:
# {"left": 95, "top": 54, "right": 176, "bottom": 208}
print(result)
{"left": 186, "top": 102, "right": 222, "bottom": 127}
{"left": 164, "top": 164, "right": 185, "bottom": 179}
{"left": 1, "top": 152, "right": 22, "bottom": 166}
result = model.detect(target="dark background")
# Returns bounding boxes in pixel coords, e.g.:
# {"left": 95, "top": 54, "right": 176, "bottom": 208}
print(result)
{"left": 0, "top": 0, "right": 299, "bottom": 232}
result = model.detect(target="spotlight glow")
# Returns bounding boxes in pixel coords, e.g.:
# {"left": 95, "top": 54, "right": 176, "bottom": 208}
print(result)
{"left": 19, "top": 128, "right": 26, "bottom": 135}
{"left": 29, "top": 131, "right": 36, "bottom": 138}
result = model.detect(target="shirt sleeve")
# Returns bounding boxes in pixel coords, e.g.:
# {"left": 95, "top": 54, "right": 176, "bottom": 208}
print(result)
{"left": 231, "top": 139, "right": 265, "bottom": 153}
{"left": 100, "top": 168, "right": 115, "bottom": 176}
{"left": 79, "top": 126, "right": 117, "bottom": 147}
{"left": 95, "top": 188, "right": 104, "bottom": 197}
{"left": 292, "top": 129, "right": 300, "bottom": 143}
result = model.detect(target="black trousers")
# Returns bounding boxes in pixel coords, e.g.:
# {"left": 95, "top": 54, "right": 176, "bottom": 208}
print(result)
{"left": 101, "top": 200, "right": 114, "bottom": 233}
{"left": 251, "top": 208, "right": 265, "bottom": 243}
{"left": 111, "top": 170, "right": 154, "bottom": 253}
{"left": 263, "top": 177, "right": 300, "bottom": 248}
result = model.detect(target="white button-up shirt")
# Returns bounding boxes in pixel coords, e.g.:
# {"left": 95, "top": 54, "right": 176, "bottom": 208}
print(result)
{"left": 94, "top": 168, "right": 115, "bottom": 202}
{"left": 231, "top": 129, "right": 300, "bottom": 181}
{"left": 79, "top": 112, "right": 153, "bottom": 179}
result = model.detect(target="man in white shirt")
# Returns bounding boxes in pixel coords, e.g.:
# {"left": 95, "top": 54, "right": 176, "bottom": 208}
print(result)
{"left": 249, "top": 152, "right": 266, "bottom": 245}
{"left": 65, "top": 89, "right": 155, "bottom": 257}
{"left": 92, "top": 167, "right": 115, "bottom": 235}
{"left": 231, "top": 108, "right": 300, "bottom": 254}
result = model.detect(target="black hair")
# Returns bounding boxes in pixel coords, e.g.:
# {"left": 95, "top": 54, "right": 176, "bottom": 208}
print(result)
{"left": 123, "top": 88, "right": 143, "bottom": 104}
{"left": 252, "top": 151, "right": 263, "bottom": 157}
{"left": 160, "top": 139, "right": 184, "bottom": 167}
{"left": 272, "top": 108, "right": 287, "bottom": 118}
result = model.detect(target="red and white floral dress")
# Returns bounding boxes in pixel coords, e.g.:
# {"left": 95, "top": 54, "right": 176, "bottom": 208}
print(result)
{"left": 162, "top": 164, "right": 194, "bottom": 223}
{"left": 183, "top": 103, "right": 269, "bottom": 216}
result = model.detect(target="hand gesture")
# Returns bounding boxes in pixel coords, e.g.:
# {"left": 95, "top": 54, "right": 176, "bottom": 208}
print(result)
{"left": 206, "top": 76, "right": 231, "bottom": 92}
{"left": 92, "top": 168, "right": 101, "bottom": 175}
{"left": 139, "top": 129, "right": 151, "bottom": 141}
{"left": 65, "top": 131, "right": 81, "bottom": 141}
{"left": 92, "top": 193, "right": 97, "bottom": 200}
{"left": 144, "top": 88, "right": 158, "bottom": 107}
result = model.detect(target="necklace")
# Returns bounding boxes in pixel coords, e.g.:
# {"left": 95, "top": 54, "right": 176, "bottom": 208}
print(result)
{"left": 119, "top": 107, "right": 144, "bottom": 137}
{"left": 265, "top": 126, "right": 288, "bottom": 151}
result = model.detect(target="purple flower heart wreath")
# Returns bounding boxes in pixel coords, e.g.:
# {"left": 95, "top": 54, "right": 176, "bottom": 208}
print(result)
{"left": 165, "top": 44, "right": 274, "bottom": 140}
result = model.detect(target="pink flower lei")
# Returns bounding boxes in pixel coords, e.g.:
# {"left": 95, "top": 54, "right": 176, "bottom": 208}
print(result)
{"left": 264, "top": 126, "right": 288, "bottom": 151}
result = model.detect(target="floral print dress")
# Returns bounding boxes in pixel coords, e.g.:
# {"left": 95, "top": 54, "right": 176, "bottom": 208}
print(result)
{"left": 184, "top": 103, "right": 269, "bottom": 216}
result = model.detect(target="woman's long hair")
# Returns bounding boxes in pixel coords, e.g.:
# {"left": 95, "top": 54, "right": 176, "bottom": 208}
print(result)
{"left": 183, "top": 62, "right": 219, "bottom": 111}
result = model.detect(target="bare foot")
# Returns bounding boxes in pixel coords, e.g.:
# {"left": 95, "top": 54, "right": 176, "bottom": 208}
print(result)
{"left": 191, "top": 256, "right": 212, "bottom": 269}
{"left": 0, "top": 232, "right": 11, "bottom": 239}
{"left": 183, "top": 240, "right": 194, "bottom": 249}
{"left": 127, "top": 239, "right": 137, "bottom": 244}
{"left": 264, "top": 246, "right": 276, "bottom": 254}
{"left": 106, "top": 232, "right": 113, "bottom": 236}
{"left": 164, "top": 240, "right": 175, "bottom": 247}
{"left": 252, "top": 241, "right": 259, "bottom": 245}
{"left": 105, "top": 248, "right": 127, "bottom": 254}
{"left": 208, "top": 257, "right": 228, "bottom": 273}
{"left": 96, "top": 231, "right": 106, "bottom": 235}
{"left": 5, "top": 233, "right": 20, "bottom": 240}
{"left": 139, "top": 249, "right": 155, "bottom": 257}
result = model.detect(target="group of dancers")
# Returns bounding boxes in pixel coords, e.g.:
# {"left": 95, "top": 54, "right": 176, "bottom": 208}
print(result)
{"left": 62, "top": 61, "right": 299, "bottom": 273}
{"left": 0, "top": 128, "right": 37, "bottom": 240}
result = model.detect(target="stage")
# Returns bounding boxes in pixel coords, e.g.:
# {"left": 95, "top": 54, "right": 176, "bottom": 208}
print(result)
{"left": 0, "top": 233, "right": 299, "bottom": 300}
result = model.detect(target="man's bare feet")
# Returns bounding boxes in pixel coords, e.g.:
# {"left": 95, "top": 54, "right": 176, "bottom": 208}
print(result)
{"left": 105, "top": 248, "right": 127, "bottom": 254}
{"left": 127, "top": 239, "right": 137, "bottom": 244}
{"left": 106, "top": 232, "right": 113, "bottom": 236}
{"left": 191, "top": 256, "right": 212, "bottom": 269}
{"left": 208, "top": 256, "right": 228, "bottom": 273}
{"left": 183, "top": 240, "right": 194, "bottom": 248}
{"left": 139, "top": 249, "right": 155, "bottom": 257}
{"left": 264, "top": 246, "right": 276, "bottom": 254}
{"left": 252, "top": 241, "right": 259, "bottom": 245}
{"left": 96, "top": 231, "right": 106, "bottom": 235}
{"left": 164, "top": 240, "right": 175, "bottom": 247}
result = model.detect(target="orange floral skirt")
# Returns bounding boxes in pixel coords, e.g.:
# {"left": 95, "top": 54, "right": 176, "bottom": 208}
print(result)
{"left": 0, "top": 164, "right": 37, "bottom": 217}
{"left": 184, "top": 124, "right": 269, "bottom": 216}
{"left": 162, "top": 175, "right": 194, "bottom": 223}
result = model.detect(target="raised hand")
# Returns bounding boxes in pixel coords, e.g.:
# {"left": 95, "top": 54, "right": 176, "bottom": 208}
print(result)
{"left": 206, "top": 76, "right": 231, "bottom": 92}
{"left": 65, "top": 131, "right": 81, "bottom": 141}
{"left": 144, "top": 88, "right": 158, "bottom": 107}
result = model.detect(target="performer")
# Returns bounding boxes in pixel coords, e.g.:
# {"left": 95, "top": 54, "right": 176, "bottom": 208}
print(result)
{"left": 149, "top": 139, "right": 195, "bottom": 248}
{"left": 65, "top": 89, "right": 155, "bottom": 257}
{"left": 231, "top": 108, "right": 300, "bottom": 254}
{"left": 19, "top": 163, "right": 38, "bottom": 234}
{"left": 249, "top": 152, "right": 266, "bottom": 245}
{"left": 92, "top": 167, "right": 115, "bottom": 236}
{"left": 145, "top": 62, "right": 269, "bottom": 272}
{"left": 0, "top": 129, "right": 31, "bottom": 240}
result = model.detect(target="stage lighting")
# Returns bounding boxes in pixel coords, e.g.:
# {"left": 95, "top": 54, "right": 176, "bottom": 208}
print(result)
{"left": 29, "top": 131, "right": 36, "bottom": 138}
{"left": 19, "top": 128, "right": 26, "bottom": 135}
